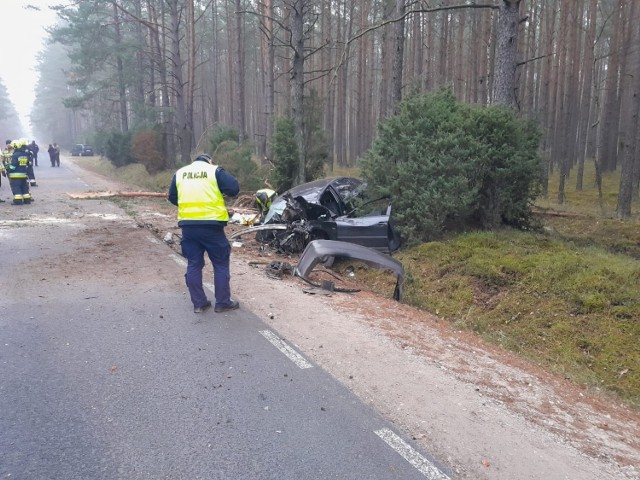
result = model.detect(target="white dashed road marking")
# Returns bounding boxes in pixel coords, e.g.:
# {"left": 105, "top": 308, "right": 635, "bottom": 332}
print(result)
{"left": 260, "top": 330, "right": 313, "bottom": 369}
{"left": 375, "top": 428, "right": 451, "bottom": 479}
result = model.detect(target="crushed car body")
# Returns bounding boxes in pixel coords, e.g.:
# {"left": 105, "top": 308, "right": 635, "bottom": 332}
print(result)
{"left": 230, "top": 177, "right": 401, "bottom": 254}
{"left": 295, "top": 240, "right": 405, "bottom": 301}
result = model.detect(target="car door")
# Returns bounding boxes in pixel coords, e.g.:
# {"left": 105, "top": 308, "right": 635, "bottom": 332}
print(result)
{"left": 333, "top": 202, "right": 400, "bottom": 252}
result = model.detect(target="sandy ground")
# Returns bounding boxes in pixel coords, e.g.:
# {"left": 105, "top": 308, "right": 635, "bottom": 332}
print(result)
{"left": 60, "top": 157, "right": 640, "bottom": 479}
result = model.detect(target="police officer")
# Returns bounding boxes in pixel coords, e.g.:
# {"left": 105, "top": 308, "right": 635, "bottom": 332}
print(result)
{"left": 7, "top": 139, "right": 33, "bottom": 205}
{"left": 168, "top": 153, "right": 240, "bottom": 314}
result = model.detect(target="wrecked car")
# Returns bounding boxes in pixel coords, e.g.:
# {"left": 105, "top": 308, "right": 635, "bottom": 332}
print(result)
{"left": 230, "top": 177, "right": 401, "bottom": 254}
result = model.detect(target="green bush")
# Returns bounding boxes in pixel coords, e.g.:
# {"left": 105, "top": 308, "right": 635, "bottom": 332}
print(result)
{"left": 270, "top": 90, "right": 329, "bottom": 191}
{"left": 270, "top": 117, "right": 298, "bottom": 192}
{"left": 360, "top": 89, "right": 543, "bottom": 245}
{"left": 207, "top": 126, "right": 241, "bottom": 155}
{"left": 304, "top": 89, "right": 329, "bottom": 181}
{"left": 203, "top": 126, "right": 267, "bottom": 191}
{"left": 214, "top": 139, "right": 264, "bottom": 192}
{"left": 104, "top": 131, "right": 135, "bottom": 167}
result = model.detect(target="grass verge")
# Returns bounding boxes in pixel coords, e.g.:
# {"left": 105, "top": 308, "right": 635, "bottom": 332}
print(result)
{"left": 395, "top": 230, "right": 639, "bottom": 407}
{"left": 391, "top": 162, "right": 640, "bottom": 408}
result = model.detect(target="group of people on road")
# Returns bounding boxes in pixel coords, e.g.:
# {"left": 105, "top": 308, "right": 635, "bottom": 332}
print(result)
{"left": 48, "top": 143, "right": 61, "bottom": 167}
{"left": 1, "top": 138, "right": 40, "bottom": 205}
{"left": 0, "top": 139, "right": 65, "bottom": 204}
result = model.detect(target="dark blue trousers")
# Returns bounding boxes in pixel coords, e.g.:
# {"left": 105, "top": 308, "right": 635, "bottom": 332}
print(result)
{"left": 180, "top": 224, "right": 232, "bottom": 310}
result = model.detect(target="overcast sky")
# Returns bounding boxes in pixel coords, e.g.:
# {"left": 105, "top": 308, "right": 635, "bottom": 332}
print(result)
{"left": 0, "top": 0, "right": 60, "bottom": 138}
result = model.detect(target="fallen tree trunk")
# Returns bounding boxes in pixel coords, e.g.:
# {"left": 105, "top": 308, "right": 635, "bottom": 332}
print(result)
{"left": 67, "top": 191, "right": 167, "bottom": 199}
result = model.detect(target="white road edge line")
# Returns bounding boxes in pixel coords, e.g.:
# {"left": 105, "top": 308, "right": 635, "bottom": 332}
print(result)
{"left": 167, "top": 251, "right": 215, "bottom": 294}
{"left": 170, "top": 254, "right": 187, "bottom": 268}
{"left": 259, "top": 330, "right": 313, "bottom": 369}
{"left": 146, "top": 235, "right": 161, "bottom": 245}
{"left": 374, "top": 428, "right": 450, "bottom": 480}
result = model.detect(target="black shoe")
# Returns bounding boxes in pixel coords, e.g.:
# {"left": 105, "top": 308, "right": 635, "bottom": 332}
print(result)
{"left": 194, "top": 301, "right": 212, "bottom": 313}
{"left": 214, "top": 300, "right": 240, "bottom": 313}
{"left": 0, "top": 199, "right": 5, "bottom": 202}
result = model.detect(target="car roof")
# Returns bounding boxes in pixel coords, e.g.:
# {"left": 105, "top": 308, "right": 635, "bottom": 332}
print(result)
{"left": 284, "top": 177, "right": 363, "bottom": 201}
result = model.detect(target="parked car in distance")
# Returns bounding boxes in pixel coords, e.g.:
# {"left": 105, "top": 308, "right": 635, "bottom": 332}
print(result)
{"left": 71, "top": 144, "right": 94, "bottom": 156}
{"left": 262, "top": 177, "right": 401, "bottom": 253}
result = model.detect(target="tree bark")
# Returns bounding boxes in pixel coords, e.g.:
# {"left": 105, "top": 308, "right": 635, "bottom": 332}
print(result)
{"left": 492, "top": 0, "right": 520, "bottom": 106}
{"left": 235, "top": 0, "right": 246, "bottom": 137}
{"left": 576, "top": 0, "right": 598, "bottom": 191}
{"left": 617, "top": 0, "right": 640, "bottom": 217}
{"left": 113, "top": 3, "right": 129, "bottom": 132}
{"left": 290, "top": 0, "right": 306, "bottom": 184}
{"left": 390, "top": 0, "right": 406, "bottom": 114}
{"left": 260, "top": 0, "right": 275, "bottom": 162}
{"left": 597, "top": 0, "right": 624, "bottom": 173}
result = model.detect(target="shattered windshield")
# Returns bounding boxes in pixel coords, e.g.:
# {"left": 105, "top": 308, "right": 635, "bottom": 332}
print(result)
{"left": 263, "top": 197, "right": 287, "bottom": 223}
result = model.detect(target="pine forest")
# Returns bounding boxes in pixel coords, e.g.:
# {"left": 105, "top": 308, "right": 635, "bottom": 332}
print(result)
{"left": 20, "top": 0, "right": 640, "bottom": 216}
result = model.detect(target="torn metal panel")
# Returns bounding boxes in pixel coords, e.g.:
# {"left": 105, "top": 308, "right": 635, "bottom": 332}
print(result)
{"left": 295, "top": 240, "right": 405, "bottom": 301}
{"left": 229, "top": 222, "right": 310, "bottom": 253}
{"left": 229, "top": 224, "right": 288, "bottom": 239}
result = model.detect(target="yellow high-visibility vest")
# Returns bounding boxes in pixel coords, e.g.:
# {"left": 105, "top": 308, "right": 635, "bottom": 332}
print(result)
{"left": 176, "top": 162, "right": 229, "bottom": 222}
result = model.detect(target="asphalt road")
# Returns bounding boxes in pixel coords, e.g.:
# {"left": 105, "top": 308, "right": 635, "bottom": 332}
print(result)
{"left": 0, "top": 160, "right": 452, "bottom": 479}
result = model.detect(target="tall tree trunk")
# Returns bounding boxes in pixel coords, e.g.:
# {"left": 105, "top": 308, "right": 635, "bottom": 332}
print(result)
{"left": 566, "top": 1, "right": 582, "bottom": 167}
{"left": 425, "top": 7, "right": 434, "bottom": 91}
{"left": 113, "top": 3, "right": 129, "bottom": 132}
{"left": 455, "top": 10, "right": 467, "bottom": 101}
{"left": 378, "top": 0, "right": 395, "bottom": 119}
{"left": 597, "top": 0, "right": 624, "bottom": 173}
{"left": 321, "top": 0, "right": 334, "bottom": 171}
{"left": 438, "top": 5, "right": 450, "bottom": 87}
{"left": 333, "top": 0, "right": 344, "bottom": 167}
{"left": 147, "top": 0, "right": 175, "bottom": 166}
{"left": 576, "top": 0, "right": 598, "bottom": 191}
{"left": 186, "top": 0, "right": 196, "bottom": 150}
{"left": 555, "top": 2, "right": 572, "bottom": 204}
{"left": 210, "top": 0, "right": 220, "bottom": 125}
{"left": 260, "top": 0, "right": 275, "bottom": 162}
{"left": 523, "top": 0, "right": 538, "bottom": 113}
{"left": 492, "top": 0, "right": 520, "bottom": 106}
{"left": 542, "top": 1, "right": 558, "bottom": 196}
{"left": 225, "top": 0, "right": 236, "bottom": 129}
{"left": 390, "top": 0, "right": 406, "bottom": 114}
{"left": 134, "top": 0, "right": 146, "bottom": 125}
{"left": 478, "top": 8, "right": 492, "bottom": 104}
{"left": 469, "top": 10, "right": 479, "bottom": 102}
{"left": 235, "top": 0, "right": 246, "bottom": 137}
{"left": 357, "top": 0, "right": 368, "bottom": 156}
{"left": 168, "top": 0, "right": 192, "bottom": 164}
{"left": 291, "top": 0, "right": 306, "bottom": 184}
{"left": 617, "top": 0, "right": 640, "bottom": 217}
